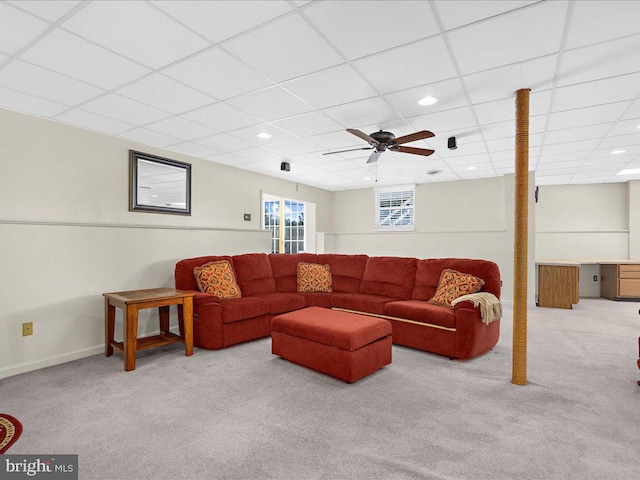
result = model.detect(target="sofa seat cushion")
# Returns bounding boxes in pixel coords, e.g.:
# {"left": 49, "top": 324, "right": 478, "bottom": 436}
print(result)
{"left": 331, "top": 293, "right": 399, "bottom": 315}
{"left": 220, "top": 297, "right": 270, "bottom": 324}
{"left": 271, "top": 307, "right": 391, "bottom": 352}
{"left": 252, "top": 292, "right": 306, "bottom": 314}
{"left": 384, "top": 300, "right": 456, "bottom": 329}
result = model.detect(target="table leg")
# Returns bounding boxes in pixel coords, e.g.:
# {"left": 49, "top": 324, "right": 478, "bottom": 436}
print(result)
{"left": 183, "top": 296, "right": 193, "bottom": 357}
{"left": 105, "top": 299, "right": 115, "bottom": 357}
{"left": 159, "top": 305, "right": 170, "bottom": 335}
{"left": 124, "top": 305, "right": 139, "bottom": 372}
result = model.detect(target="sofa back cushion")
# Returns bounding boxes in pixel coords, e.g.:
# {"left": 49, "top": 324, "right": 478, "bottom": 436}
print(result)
{"left": 269, "top": 253, "right": 318, "bottom": 292}
{"left": 412, "top": 258, "right": 501, "bottom": 300}
{"left": 316, "top": 254, "right": 368, "bottom": 293}
{"left": 232, "top": 253, "right": 276, "bottom": 296}
{"left": 359, "top": 256, "right": 417, "bottom": 299}
{"left": 175, "top": 255, "right": 235, "bottom": 291}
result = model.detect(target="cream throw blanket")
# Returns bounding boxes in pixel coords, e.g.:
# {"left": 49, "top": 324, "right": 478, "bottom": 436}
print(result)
{"left": 451, "top": 292, "right": 502, "bottom": 324}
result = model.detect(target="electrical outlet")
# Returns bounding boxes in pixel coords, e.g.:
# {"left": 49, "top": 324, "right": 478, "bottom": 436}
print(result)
{"left": 593, "top": 275, "right": 598, "bottom": 282}
{"left": 22, "top": 322, "right": 33, "bottom": 336}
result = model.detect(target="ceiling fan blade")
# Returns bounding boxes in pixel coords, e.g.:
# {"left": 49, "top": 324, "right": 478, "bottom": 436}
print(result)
{"left": 391, "top": 130, "right": 435, "bottom": 145}
{"left": 347, "top": 128, "right": 380, "bottom": 146}
{"left": 322, "top": 147, "right": 374, "bottom": 156}
{"left": 394, "top": 146, "right": 435, "bottom": 157}
{"left": 366, "top": 150, "right": 383, "bottom": 164}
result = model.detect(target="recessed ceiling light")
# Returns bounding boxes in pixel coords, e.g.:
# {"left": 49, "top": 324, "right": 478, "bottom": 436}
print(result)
{"left": 467, "top": 166, "right": 477, "bottom": 170}
{"left": 364, "top": 177, "right": 372, "bottom": 180}
{"left": 257, "top": 132, "right": 272, "bottom": 139}
{"left": 418, "top": 95, "right": 438, "bottom": 106}
{"left": 611, "top": 149, "right": 626, "bottom": 155}
{"left": 426, "top": 170, "right": 442, "bottom": 175}
{"left": 637, "top": 125, "right": 640, "bottom": 129}
{"left": 617, "top": 168, "right": 640, "bottom": 176}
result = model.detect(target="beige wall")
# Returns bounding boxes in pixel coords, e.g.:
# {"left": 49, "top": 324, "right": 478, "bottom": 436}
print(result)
{"left": 629, "top": 181, "right": 640, "bottom": 259}
{"left": 328, "top": 175, "right": 538, "bottom": 303}
{"left": 0, "top": 108, "right": 333, "bottom": 378}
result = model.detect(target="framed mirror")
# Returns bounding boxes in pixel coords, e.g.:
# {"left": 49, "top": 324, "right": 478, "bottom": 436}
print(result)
{"left": 129, "top": 150, "right": 191, "bottom": 215}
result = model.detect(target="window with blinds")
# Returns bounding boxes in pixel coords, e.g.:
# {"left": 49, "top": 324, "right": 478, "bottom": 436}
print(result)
{"left": 375, "top": 185, "right": 415, "bottom": 231}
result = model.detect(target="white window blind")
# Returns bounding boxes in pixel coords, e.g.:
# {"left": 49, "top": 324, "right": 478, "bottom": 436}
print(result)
{"left": 375, "top": 185, "right": 415, "bottom": 231}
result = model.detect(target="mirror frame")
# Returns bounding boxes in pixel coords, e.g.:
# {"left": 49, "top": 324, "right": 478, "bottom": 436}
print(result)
{"left": 129, "top": 150, "right": 192, "bottom": 215}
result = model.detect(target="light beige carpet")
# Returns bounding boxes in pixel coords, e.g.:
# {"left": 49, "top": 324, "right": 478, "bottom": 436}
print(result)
{"left": 1, "top": 298, "right": 639, "bottom": 479}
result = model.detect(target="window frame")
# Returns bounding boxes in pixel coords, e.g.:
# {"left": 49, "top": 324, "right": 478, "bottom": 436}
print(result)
{"left": 374, "top": 184, "right": 416, "bottom": 232}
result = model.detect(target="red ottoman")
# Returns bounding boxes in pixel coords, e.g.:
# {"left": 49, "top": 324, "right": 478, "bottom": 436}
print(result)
{"left": 271, "top": 307, "right": 392, "bottom": 383}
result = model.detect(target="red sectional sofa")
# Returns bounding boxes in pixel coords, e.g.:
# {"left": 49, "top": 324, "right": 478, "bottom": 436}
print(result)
{"left": 174, "top": 253, "right": 501, "bottom": 360}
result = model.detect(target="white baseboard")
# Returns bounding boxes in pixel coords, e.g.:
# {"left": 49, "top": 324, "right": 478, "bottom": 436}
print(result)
{"left": 0, "top": 327, "right": 181, "bottom": 380}
{"left": 0, "top": 345, "right": 104, "bottom": 380}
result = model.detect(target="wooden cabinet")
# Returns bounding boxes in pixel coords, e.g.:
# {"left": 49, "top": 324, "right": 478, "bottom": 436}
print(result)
{"left": 538, "top": 264, "right": 579, "bottom": 309}
{"left": 601, "top": 264, "right": 640, "bottom": 300}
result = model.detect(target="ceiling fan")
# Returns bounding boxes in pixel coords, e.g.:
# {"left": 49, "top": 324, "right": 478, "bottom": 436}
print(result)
{"left": 323, "top": 129, "right": 435, "bottom": 163}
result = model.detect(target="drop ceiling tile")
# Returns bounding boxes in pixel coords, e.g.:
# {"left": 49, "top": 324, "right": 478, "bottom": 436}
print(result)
{"left": 166, "top": 142, "right": 220, "bottom": 158}
{"left": 353, "top": 37, "right": 457, "bottom": 94}
{"left": 547, "top": 102, "right": 629, "bottom": 130}
{"left": 81, "top": 93, "right": 171, "bottom": 126}
{"left": 56, "top": 109, "right": 135, "bottom": 134}
{"left": 448, "top": 1, "right": 567, "bottom": 75}
{"left": 489, "top": 150, "right": 516, "bottom": 162}
{"left": 559, "top": 35, "right": 640, "bottom": 87}
{"left": 206, "top": 152, "right": 257, "bottom": 167}
{"left": 597, "top": 133, "right": 640, "bottom": 150}
{"left": 196, "top": 132, "right": 254, "bottom": 152}
{"left": 305, "top": 130, "right": 362, "bottom": 150}
{"left": 408, "top": 107, "right": 477, "bottom": 134}
{"left": 304, "top": 1, "right": 439, "bottom": 60}
{"left": 536, "top": 174, "right": 575, "bottom": 185}
{"left": 8, "top": 0, "right": 81, "bottom": 22}
{"left": 282, "top": 63, "right": 377, "bottom": 109}
{"left": 579, "top": 157, "right": 629, "bottom": 168}
{"left": 434, "top": 1, "right": 536, "bottom": 30}
{"left": 226, "top": 85, "right": 314, "bottom": 121}
{"left": 536, "top": 159, "right": 584, "bottom": 170}
{"left": 223, "top": 14, "right": 343, "bottom": 83}
{"left": 163, "top": 48, "right": 272, "bottom": 100}
{"left": 21, "top": 29, "right": 151, "bottom": 90}
{"left": 62, "top": 1, "right": 210, "bottom": 69}
{"left": 230, "top": 123, "right": 296, "bottom": 145}
{"left": 322, "top": 97, "right": 399, "bottom": 129}
{"left": 384, "top": 78, "right": 469, "bottom": 118}
{"left": 0, "top": 2, "right": 50, "bottom": 55}
{"left": 536, "top": 167, "right": 578, "bottom": 177}
{"left": 622, "top": 100, "right": 640, "bottom": 121}
{"left": 474, "top": 91, "right": 551, "bottom": 125}
{"left": 152, "top": 0, "right": 291, "bottom": 43}
{"left": 537, "top": 151, "right": 591, "bottom": 163}
{"left": 0, "top": 60, "right": 104, "bottom": 105}
{"left": 182, "top": 102, "right": 261, "bottom": 132}
{"left": 146, "top": 116, "right": 218, "bottom": 141}
{"left": 272, "top": 111, "right": 343, "bottom": 137}
{"left": 119, "top": 127, "right": 182, "bottom": 147}
{"left": 446, "top": 154, "right": 492, "bottom": 166}
{"left": 116, "top": 74, "right": 214, "bottom": 114}
{"left": 463, "top": 56, "right": 557, "bottom": 105}
{"left": 552, "top": 73, "right": 640, "bottom": 113}
{"left": 233, "top": 146, "right": 283, "bottom": 162}
{"left": 540, "top": 139, "right": 600, "bottom": 156}
{"left": 0, "top": 85, "right": 68, "bottom": 117}
{"left": 566, "top": 1, "right": 640, "bottom": 49}
{"left": 316, "top": 158, "right": 363, "bottom": 172}
{"left": 608, "top": 120, "right": 640, "bottom": 137}
{"left": 544, "top": 123, "right": 615, "bottom": 145}
{"left": 268, "top": 139, "right": 322, "bottom": 156}
{"left": 444, "top": 142, "right": 489, "bottom": 158}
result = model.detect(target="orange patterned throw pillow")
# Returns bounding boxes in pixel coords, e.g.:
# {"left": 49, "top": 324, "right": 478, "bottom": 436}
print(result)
{"left": 193, "top": 260, "right": 242, "bottom": 299}
{"left": 297, "top": 262, "right": 332, "bottom": 293}
{"left": 428, "top": 269, "right": 484, "bottom": 309}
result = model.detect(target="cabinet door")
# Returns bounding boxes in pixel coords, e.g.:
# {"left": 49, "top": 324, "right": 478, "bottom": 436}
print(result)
{"left": 619, "top": 279, "right": 640, "bottom": 297}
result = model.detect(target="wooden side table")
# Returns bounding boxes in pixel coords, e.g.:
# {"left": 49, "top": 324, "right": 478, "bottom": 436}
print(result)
{"left": 103, "top": 288, "right": 195, "bottom": 371}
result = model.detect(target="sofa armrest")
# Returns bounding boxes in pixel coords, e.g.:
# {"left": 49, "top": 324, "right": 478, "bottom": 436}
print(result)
{"left": 193, "top": 291, "right": 222, "bottom": 306}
